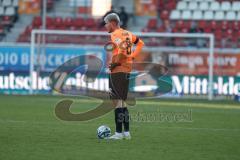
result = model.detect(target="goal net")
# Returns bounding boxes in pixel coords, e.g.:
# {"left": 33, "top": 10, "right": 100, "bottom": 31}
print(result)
{"left": 30, "top": 30, "right": 215, "bottom": 100}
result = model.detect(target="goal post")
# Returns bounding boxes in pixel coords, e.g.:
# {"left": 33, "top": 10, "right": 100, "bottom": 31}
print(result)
{"left": 30, "top": 29, "right": 214, "bottom": 100}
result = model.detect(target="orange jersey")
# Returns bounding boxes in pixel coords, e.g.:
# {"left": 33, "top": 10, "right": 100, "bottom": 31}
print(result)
{"left": 110, "top": 28, "right": 144, "bottom": 73}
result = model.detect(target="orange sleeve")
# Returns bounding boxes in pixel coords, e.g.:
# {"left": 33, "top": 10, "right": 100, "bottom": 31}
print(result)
{"left": 132, "top": 34, "right": 137, "bottom": 44}
{"left": 131, "top": 34, "right": 144, "bottom": 59}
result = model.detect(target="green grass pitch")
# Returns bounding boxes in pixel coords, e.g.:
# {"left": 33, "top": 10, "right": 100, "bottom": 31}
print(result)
{"left": 0, "top": 95, "right": 240, "bottom": 160}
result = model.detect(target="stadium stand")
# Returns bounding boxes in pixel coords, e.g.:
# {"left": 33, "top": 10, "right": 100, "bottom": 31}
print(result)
{"left": 142, "top": 0, "right": 240, "bottom": 48}
{"left": 17, "top": 16, "right": 106, "bottom": 43}
{"left": 0, "top": 0, "right": 19, "bottom": 41}
{"left": 12, "top": 0, "right": 240, "bottom": 48}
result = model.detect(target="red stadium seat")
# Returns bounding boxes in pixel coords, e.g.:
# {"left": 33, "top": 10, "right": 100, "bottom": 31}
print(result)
{"left": 221, "top": 21, "right": 229, "bottom": 30}
{"left": 46, "top": 25, "right": 56, "bottom": 30}
{"left": 225, "top": 29, "right": 233, "bottom": 39}
{"left": 172, "top": 27, "right": 179, "bottom": 33}
{"left": 210, "top": 21, "right": 217, "bottom": 30}
{"left": 204, "top": 27, "right": 212, "bottom": 33}
{"left": 237, "top": 30, "right": 240, "bottom": 37}
{"left": 85, "top": 18, "right": 95, "bottom": 28}
{"left": 198, "top": 21, "right": 207, "bottom": 29}
{"left": 227, "top": 21, "right": 233, "bottom": 29}
{"left": 175, "top": 20, "right": 184, "bottom": 29}
{"left": 181, "top": 28, "right": 188, "bottom": 33}
{"left": 183, "top": 21, "right": 191, "bottom": 30}
{"left": 64, "top": 17, "right": 74, "bottom": 28}
{"left": 158, "top": 1, "right": 164, "bottom": 10}
{"left": 46, "top": 17, "right": 53, "bottom": 28}
{"left": 54, "top": 17, "right": 63, "bottom": 27}
{"left": 33, "top": 16, "right": 42, "bottom": 28}
{"left": 165, "top": 1, "right": 177, "bottom": 10}
{"left": 231, "top": 34, "right": 238, "bottom": 43}
{"left": 147, "top": 19, "right": 157, "bottom": 30}
{"left": 73, "top": 17, "right": 84, "bottom": 29}
{"left": 214, "top": 29, "right": 222, "bottom": 40}
{"left": 232, "top": 21, "right": 240, "bottom": 31}
{"left": 24, "top": 25, "right": 33, "bottom": 34}
{"left": 54, "top": 17, "right": 66, "bottom": 30}
{"left": 160, "top": 10, "right": 169, "bottom": 20}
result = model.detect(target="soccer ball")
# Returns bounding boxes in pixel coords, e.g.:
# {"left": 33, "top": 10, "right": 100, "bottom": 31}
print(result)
{"left": 97, "top": 125, "right": 111, "bottom": 139}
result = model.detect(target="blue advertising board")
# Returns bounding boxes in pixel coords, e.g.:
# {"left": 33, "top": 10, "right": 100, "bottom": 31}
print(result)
{"left": 0, "top": 44, "right": 106, "bottom": 72}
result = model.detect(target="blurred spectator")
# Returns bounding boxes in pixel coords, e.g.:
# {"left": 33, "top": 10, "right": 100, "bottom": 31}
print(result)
{"left": 119, "top": 6, "right": 129, "bottom": 29}
{"left": 105, "top": 6, "right": 118, "bottom": 17}
{"left": 189, "top": 22, "right": 198, "bottom": 33}
{"left": 163, "top": 20, "right": 171, "bottom": 32}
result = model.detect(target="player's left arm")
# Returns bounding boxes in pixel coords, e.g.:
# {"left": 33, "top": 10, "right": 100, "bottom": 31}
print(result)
{"left": 131, "top": 34, "right": 145, "bottom": 59}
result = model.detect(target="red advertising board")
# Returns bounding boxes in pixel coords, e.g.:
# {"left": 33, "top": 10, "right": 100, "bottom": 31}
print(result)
{"left": 166, "top": 52, "right": 240, "bottom": 76}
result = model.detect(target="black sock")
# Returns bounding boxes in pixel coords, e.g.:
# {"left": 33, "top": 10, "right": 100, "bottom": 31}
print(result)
{"left": 123, "top": 107, "right": 129, "bottom": 132}
{"left": 115, "top": 108, "right": 124, "bottom": 133}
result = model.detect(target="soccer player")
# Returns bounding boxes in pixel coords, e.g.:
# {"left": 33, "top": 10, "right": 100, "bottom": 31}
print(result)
{"left": 104, "top": 13, "right": 145, "bottom": 140}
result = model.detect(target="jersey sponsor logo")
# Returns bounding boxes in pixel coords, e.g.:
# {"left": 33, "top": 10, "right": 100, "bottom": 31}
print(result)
{"left": 114, "top": 38, "right": 122, "bottom": 45}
